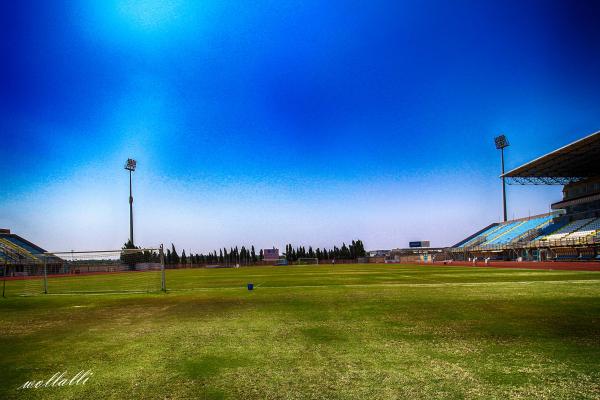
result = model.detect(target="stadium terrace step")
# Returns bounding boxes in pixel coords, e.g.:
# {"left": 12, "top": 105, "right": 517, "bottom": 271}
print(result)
{"left": 458, "top": 223, "right": 504, "bottom": 248}
{"left": 532, "top": 219, "right": 569, "bottom": 241}
{"left": 2, "top": 235, "right": 44, "bottom": 256}
{"left": 0, "top": 243, "right": 22, "bottom": 263}
{"left": 481, "top": 221, "right": 522, "bottom": 245}
{"left": 457, "top": 214, "right": 557, "bottom": 249}
{"left": 538, "top": 218, "right": 594, "bottom": 242}
{"left": 453, "top": 223, "right": 497, "bottom": 247}
{"left": 512, "top": 217, "right": 554, "bottom": 244}
{"left": 0, "top": 237, "right": 40, "bottom": 263}
{"left": 564, "top": 217, "right": 600, "bottom": 239}
{"left": 490, "top": 215, "right": 554, "bottom": 245}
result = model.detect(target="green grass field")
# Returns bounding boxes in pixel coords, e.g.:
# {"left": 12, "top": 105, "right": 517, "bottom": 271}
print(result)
{"left": 1, "top": 264, "right": 600, "bottom": 399}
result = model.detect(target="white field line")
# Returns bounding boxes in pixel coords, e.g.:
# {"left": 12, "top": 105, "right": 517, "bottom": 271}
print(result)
{"left": 159, "top": 279, "right": 600, "bottom": 294}
{"left": 26, "top": 279, "right": 600, "bottom": 297}
{"left": 169, "top": 268, "right": 597, "bottom": 278}
{"left": 395, "top": 274, "right": 447, "bottom": 285}
{"left": 22, "top": 290, "right": 160, "bottom": 297}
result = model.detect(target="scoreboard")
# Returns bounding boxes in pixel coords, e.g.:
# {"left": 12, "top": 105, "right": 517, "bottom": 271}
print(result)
{"left": 263, "top": 248, "right": 280, "bottom": 260}
{"left": 409, "top": 241, "right": 430, "bottom": 248}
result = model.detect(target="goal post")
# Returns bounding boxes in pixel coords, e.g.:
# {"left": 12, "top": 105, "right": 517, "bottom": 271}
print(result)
{"left": 1, "top": 247, "right": 166, "bottom": 296}
{"left": 160, "top": 244, "right": 166, "bottom": 292}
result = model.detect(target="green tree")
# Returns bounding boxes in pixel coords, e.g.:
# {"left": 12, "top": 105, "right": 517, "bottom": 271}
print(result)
{"left": 355, "top": 240, "right": 366, "bottom": 257}
{"left": 181, "top": 249, "right": 187, "bottom": 265}
{"left": 120, "top": 239, "right": 139, "bottom": 270}
{"left": 171, "top": 244, "right": 180, "bottom": 265}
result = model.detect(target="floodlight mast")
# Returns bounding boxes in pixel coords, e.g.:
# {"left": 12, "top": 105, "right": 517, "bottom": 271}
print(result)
{"left": 494, "top": 135, "right": 509, "bottom": 222}
{"left": 124, "top": 159, "right": 137, "bottom": 246}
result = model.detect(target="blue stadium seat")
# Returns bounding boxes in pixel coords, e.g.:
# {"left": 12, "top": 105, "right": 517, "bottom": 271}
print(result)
{"left": 532, "top": 219, "right": 568, "bottom": 241}
{"left": 2, "top": 236, "right": 43, "bottom": 254}
{"left": 481, "top": 221, "right": 520, "bottom": 245}
{"left": 457, "top": 224, "right": 503, "bottom": 248}
{"left": 486, "top": 216, "right": 553, "bottom": 245}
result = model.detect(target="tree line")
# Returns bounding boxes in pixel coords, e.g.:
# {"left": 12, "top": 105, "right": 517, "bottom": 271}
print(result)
{"left": 284, "top": 240, "right": 366, "bottom": 262}
{"left": 166, "top": 244, "right": 259, "bottom": 265}
{"left": 122, "top": 239, "right": 367, "bottom": 266}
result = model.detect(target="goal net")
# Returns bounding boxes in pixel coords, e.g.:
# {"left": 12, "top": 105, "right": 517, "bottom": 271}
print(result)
{"left": 2, "top": 248, "right": 165, "bottom": 296}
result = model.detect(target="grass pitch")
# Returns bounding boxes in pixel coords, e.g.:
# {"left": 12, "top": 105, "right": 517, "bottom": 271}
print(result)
{"left": 1, "top": 264, "right": 599, "bottom": 399}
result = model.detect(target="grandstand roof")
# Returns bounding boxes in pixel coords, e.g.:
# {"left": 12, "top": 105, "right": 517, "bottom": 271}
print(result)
{"left": 502, "top": 131, "right": 600, "bottom": 185}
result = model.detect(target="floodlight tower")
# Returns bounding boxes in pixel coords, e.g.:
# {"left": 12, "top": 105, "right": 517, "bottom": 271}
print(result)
{"left": 124, "top": 158, "right": 137, "bottom": 246}
{"left": 494, "top": 135, "right": 509, "bottom": 222}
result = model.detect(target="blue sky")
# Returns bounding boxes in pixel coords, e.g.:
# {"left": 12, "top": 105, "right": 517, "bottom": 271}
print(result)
{"left": 1, "top": 0, "right": 599, "bottom": 252}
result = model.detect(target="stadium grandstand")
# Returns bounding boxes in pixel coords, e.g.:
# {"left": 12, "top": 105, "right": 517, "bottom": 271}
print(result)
{"left": 0, "top": 229, "right": 63, "bottom": 276}
{"left": 449, "top": 130, "right": 600, "bottom": 262}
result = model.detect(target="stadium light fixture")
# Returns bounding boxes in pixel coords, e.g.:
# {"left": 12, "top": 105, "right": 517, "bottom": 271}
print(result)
{"left": 125, "top": 158, "right": 137, "bottom": 171}
{"left": 494, "top": 134, "right": 509, "bottom": 150}
{"left": 124, "top": 158, "right": 137, "bottom": 246}
{"left": 494, "top": 135, "right": 509, "bottom": 222}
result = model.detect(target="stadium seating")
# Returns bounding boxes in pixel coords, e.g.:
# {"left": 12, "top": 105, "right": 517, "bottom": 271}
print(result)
{"left": 532, "top": 219, "right": 569, "bottom": 241}
{"left": 456, "top": 224, "right": 503, "bottom": 248}
{"left": 0, "top": 237, "right": 40, "bottom": 262}
{"left": 480, "top": 221, "right": 520, "bottom": 245}
{"left": 537, "top": 218, "right": 594, "bottom": 242}
{"left": 0, "top": 242, "right": 18, "bottom": 262}
{"left": 451, "top": 213, "right": 599, "bottom": 266}
{"left": 456, "top": 215, "right": 556, "bottom": 248}
{"left": 485, "top": 215, "right": 553, "bottom": 245}
{"left": 0, "top": 232, "right": 52, "bottom": 266}
{"left": 563, "top": 218, "right": 600, "bottom": 240}
{"left": 2, "top": 235, "right": 44, "bottom": 256}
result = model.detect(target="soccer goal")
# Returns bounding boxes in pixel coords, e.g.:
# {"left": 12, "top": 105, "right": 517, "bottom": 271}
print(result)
{"left": 1, "top": 247, "right": 166, "bottom": 296}
{"left": 297, "top": 258, "right": 319, "bottom": 265}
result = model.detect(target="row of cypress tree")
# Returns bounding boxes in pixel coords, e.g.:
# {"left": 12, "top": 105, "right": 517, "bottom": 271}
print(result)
{"left": 166, "top": 244, "right": 259, "bottom": 265}
{"left": 123, "top": 239, "right": 367, "bottom": 265}
{"left": 284, "top": 240, "right": 366, "bottom": 262}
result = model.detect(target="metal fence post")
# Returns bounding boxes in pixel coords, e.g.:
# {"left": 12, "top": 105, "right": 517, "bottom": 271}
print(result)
{"left": 160, "top": 245, "right": 166, "bottom": 292}
{"left": 43, "top": 254, "right": 48, "bottom": 294}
